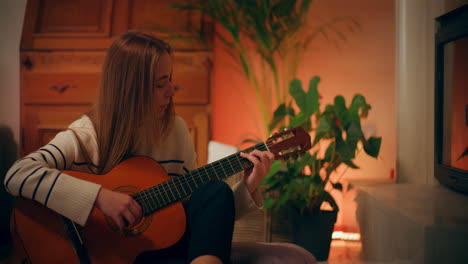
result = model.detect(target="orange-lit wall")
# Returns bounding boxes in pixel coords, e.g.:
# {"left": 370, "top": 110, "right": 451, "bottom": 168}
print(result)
{"left": 212, "top": 0, "right": 396, "bottom": 183}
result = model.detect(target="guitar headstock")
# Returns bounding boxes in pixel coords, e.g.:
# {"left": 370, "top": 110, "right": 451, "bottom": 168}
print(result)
{"left": 266, "top": 127, "right": 312, "bottom": 160}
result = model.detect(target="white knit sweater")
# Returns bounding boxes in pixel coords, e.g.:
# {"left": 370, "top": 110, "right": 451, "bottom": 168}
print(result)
{"left": 5, "top": 115, "right": 261, "bottom": 226}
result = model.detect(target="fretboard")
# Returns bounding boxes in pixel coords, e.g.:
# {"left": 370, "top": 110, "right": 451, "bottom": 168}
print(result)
{"left": 133, "top": 142, "right": 268, "bottom": 216}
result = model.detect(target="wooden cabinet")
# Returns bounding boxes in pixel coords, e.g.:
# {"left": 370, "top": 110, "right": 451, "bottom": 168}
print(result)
{"left": 20, "top": 1, "right": 213, "bottom": 166}
{"left": 21, "top": 0, "right": 212, "bottom": 51}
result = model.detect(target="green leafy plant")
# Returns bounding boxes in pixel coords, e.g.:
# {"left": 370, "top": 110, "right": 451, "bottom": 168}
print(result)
{"left": 262, "top": 76, "right": 382, "bottom": 213}
{"left": 149, "top": 0, "right": 359, "bottom": 139}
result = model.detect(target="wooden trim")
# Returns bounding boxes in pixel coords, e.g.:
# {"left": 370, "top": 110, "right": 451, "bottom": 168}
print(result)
{"left": 20, "top": 0, "right": 40, "bottom": 50}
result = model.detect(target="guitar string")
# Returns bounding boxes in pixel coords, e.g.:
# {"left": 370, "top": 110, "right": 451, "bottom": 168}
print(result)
{"left": 133, "top": 145, "right": 263, "bottom": 212}
{"left": 137, "top": 131, "right": 304, "bottom": 213}
{"left": 145, "top": 141, "right": 268, "bottom": 199}
{"left": 137, "top": 142, "right": 265, "bottom": 203}
{"left": 134, "top": 153, "right": 245, "bottom": 212}
{"left": 133, "top": 141, "right": 274, "bottom": 211}
{"left": 137, "top": 130, "right": 304, "bottom": 213}
{"left": 133, "top": 142, "right": 271, "bottom": 211}
{"left": 135, "top": 136, "right": 296, "bottom": 213}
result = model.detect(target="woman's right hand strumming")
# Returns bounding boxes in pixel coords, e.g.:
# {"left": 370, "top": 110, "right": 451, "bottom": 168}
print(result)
{"left": 95, "top": 188, "right": 143, "bottom": 230}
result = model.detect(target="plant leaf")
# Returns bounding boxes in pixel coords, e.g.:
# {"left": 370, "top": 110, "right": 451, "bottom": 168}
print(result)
{"left": 291, "top": 153, "right": 314, "bottom": 175}
{"left": 269, "top": 103, "right": 295, "bottom": 130}
{"left": 343, "top": 159, "right": 360, "bottom": 169}
{"left": 263, "top": 160, "right": 284, "bottom": 182}
{"left": 345, "top": 122, "right": 361, "bottom": 158}
{"left": 324, "top": 141, "right": 336, "bottom": 162}
{"left": 336, "top": 136, "right": 353, "bottom": 160}
{"left": 323, "top": 191, "right": 339, "bottom": 212}
{"left": 349, "top": 94, "right": 367, "bottom": 129}
{"left": 363, "top": 136, "right": 382, "bottom": 158}
{"left": 312, "top": 115, "right": 331, "bottom": 145}
{"left": 289, "top": 112, "right": 308, "bottom": 128}
{"left": 346, "top": 122, "right": 361, "bottom": 142}
{"left": 263, "top": 196, "right": 276, "bottom": 209}
{"left": 301, "top": 117, "right": 312, "bottom": 132}
{"left": 279, "top": 189, "right": 292, "bottom": 206}
{"left": 334, "top": 95, "right": 351, "bottom": 129}
{"left": 306, "top": 76, "right": 320, "bottom": 115}
{"left": 289, "top": 79, "right": 307, "bottom": 113}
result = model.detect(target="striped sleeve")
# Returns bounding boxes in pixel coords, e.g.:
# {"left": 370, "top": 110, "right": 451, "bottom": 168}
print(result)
{"left": 4, "top": 129, "right": 101, "bottom": 226}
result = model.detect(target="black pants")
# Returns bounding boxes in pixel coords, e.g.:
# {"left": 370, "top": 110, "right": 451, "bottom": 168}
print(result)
{"left": 134, "top": 180, "right": 235, "bottom": 264}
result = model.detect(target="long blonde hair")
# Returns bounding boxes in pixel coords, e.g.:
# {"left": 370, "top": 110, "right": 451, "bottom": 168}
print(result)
{"left": 75, "top": 31, "right": 175, "bottom": 174}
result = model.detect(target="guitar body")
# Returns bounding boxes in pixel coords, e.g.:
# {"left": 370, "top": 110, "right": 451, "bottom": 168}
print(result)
{"left": 12, "top": 157, "right": 186, "bottom": 264}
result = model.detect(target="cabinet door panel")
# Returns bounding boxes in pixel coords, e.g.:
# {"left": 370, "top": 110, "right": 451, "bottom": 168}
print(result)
{"left": 22, "top": 0, "right": 113, "bottom": 50}
{"left": 35, "top": 0, "right": 112, "bottom": 35}
{"left": 175, "top": 105, "right": 210, "bottom": 167}
{"left": 21, "top": 105, "right": 92, "bottom": 156}
{"left": 21, "top": 0, "right": 213, "bottom": 51}
{"left": 127, "top": 0, "right": 212, "bottom": 50}
{"left": 22, "top": 73, "right": 100, "bottom": 104}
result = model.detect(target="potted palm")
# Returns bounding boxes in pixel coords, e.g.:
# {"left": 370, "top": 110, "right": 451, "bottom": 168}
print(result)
{"left": 262, "top": 76, "right": 381, "bottom": 260}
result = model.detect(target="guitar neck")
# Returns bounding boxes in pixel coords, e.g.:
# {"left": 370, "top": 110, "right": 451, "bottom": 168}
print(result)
{"left": 133, "top": 142, "right": 269, "bottom": 216}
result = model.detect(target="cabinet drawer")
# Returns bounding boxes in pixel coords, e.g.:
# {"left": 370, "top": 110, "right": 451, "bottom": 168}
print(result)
{"left": 22, "top": 72, "right": 100, "bottom": 104}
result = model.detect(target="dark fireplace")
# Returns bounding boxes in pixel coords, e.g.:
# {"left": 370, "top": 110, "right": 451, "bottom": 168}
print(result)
{"left": 434, "top": 4, "right": 468, "bottom": 195}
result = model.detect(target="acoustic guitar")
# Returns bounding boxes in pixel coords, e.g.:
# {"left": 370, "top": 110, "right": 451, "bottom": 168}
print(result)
{"left": 11, "top": 127, "right": 311, "bottom": 264}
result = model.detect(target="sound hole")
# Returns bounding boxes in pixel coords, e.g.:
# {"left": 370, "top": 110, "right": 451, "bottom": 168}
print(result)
{"left": 103, "top": 185, "right": 153, "bottom": 237}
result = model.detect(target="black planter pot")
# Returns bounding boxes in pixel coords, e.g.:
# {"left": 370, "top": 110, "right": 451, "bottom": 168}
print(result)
{"left": 288, "top": 209, "right": 338, "bottom": 261}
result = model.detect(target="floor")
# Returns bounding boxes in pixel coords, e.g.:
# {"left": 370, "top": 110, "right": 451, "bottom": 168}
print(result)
{"left": 1, "top": 242, "right": 362, "bottom": 264}
{"left": 2, "top": 238, "right": 417, "bottom": 264}
{"left": 320, "top": 240, "right": 363, "bottom": 264}
{"left": 323, "top": 240, "right": 418, "bottom": 264}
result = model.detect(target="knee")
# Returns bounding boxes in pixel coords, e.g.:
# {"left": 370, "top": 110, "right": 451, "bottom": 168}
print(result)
{"left": 209, "top": 180, "right": 234, "bottom": 201}
{"left": 204, "top": 180, "right": 234, "bottom": 206}
{"left": 231, "top": 242, "right": 317, "bottom": 264}
{"left": 190, "top": 180, "right": 234, "bottom": 211}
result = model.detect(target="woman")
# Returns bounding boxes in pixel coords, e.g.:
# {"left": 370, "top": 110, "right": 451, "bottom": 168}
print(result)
{"left": 5, "top": 31, "right": 274, "bottom": 264}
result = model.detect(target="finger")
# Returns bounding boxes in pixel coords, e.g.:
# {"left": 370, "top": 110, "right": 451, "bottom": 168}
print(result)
{"left": 261, "top": 151, "right": 274, "bottom": 160}
{"left": 249, "top": 149, "right": 263, "bottom": 158}
{"left": 114, "top": 215, "right": 124, "bottom": 230}
{"left": 259, "top": 151, "right": 274, "bottom": 167}
{"left": 129, "top": 199, "right": 143, "bottom": 223}
{"left": 252, "top": 151, "right": 269, "bottom": 163}
{"left": 122, "top": 210, "right": 136, "bottom": 228}
{"left": 241, "top": 152, "right": 260, "bottom": 166}
{"left": 263, "top": 152, "right": 275, "bottom": 167}
{"left": 266, "top": 151, "right": 275, "bottom": 160}
{"left": 250, "top": 150, "right": 270, "bottom": 161}
{"left": 250, "top": 151, "right": 272, "bottom": 167}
